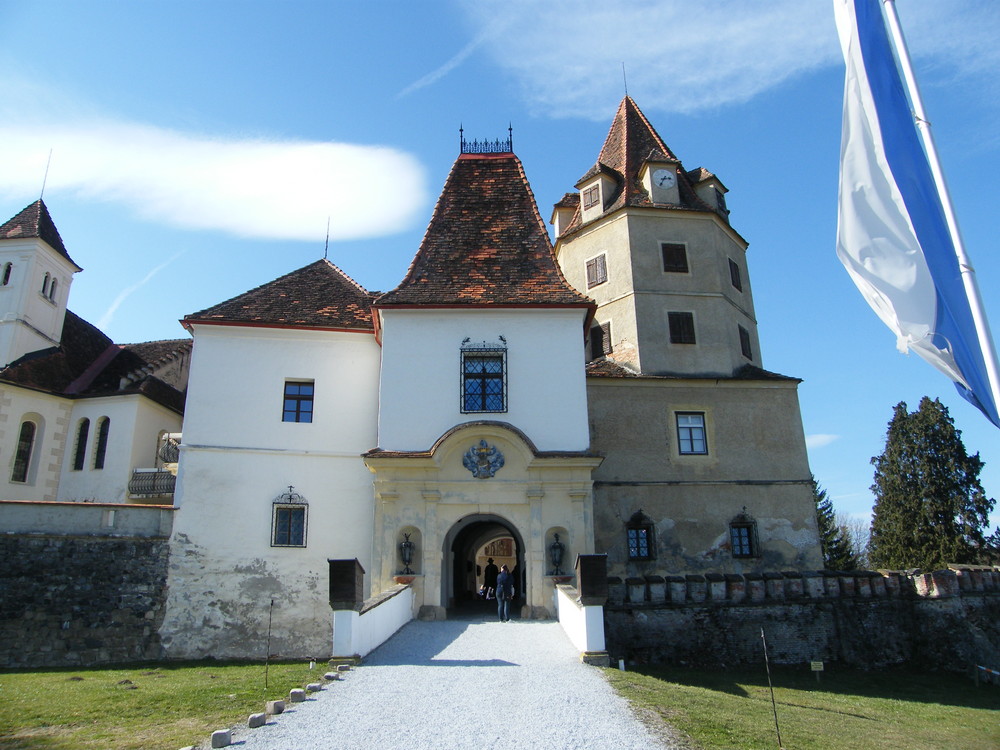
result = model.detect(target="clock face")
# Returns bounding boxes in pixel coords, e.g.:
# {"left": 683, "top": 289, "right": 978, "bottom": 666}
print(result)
{"left": 652, "top": 168, "right": 675, "bottom": 189}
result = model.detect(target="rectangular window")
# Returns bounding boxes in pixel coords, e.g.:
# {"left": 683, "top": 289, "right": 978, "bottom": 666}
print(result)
{"left": 729, "top": 258, "right": 742, "bottom": 291}
{"left": 462, "top": 351, "right": 506, "bottom": 413}
{"left": 585, "top": 254, "right": 607, "bottom": 288}
{"left": 627, "top": 527, "right": 653, "bottom": 560}
{"left": 677, "top": 412, "right": 707, "bottom": 455}
{"left": 283, "top": 381, "right": 314, "bottom": 423}
{"left": 730, "top": 524, "right": 755, "bottom": 558}
{"left": 668, "top": 312, "right": 696, "bottom": 344}
{"left": 582, "top": 184, "right": 600, "bottom": 209}
{"left": 662, "top": 243, "right": 689, "bottom": 273}
{"left": 715, "top": 188, "right": 728, "bottom": 213}
{"left": 590, "top": 321, "right": 612, "bottom": 359}
{"left": 739, "top": 325, "right": 753, "bottom": 360}
{"left": 272, "top": 505, "right": 307, "bottom": 547}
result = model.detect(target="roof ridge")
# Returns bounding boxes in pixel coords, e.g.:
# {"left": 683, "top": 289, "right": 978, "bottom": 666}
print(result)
{"left": 0, "top": 200, "right": 80, "bottom": 269}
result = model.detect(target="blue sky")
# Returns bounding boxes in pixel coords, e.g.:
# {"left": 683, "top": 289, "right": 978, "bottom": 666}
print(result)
{"left": 1, "top": 0, "right": 998, "bottom": 530}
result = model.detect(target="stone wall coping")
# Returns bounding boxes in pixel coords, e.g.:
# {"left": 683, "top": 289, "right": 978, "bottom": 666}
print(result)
{"left": 358, "top": 583, "right": 409, "bottom": 616}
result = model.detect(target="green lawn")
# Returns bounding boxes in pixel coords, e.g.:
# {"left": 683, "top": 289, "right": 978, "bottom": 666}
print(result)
{"left": 606, "top": 664, "right": 1000, "bottom": 750}
{"left": 0, "top": 661, "right": 319, "bottom": 750}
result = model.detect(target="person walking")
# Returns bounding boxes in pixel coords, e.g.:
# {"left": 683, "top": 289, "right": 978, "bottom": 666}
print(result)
{"left": 495, "top": 564, "right": 514, "bottom": 622}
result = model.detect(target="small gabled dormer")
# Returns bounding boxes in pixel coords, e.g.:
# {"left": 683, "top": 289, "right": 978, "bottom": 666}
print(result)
{"left": 687, "top": 168, "right": 730, "bottom": 220}
{"left": 550, "top": 192, "right": 579, "bottom": 239}
{"left": 639, "top": 160, "right": 681, "bottom": 205}
{"left": 575, "top": 165, "right": 618, "bottom": 224}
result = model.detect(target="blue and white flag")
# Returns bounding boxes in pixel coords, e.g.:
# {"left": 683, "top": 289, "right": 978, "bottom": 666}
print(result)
{"left": 834, "top": 0, "right": 999, "bottom": 427}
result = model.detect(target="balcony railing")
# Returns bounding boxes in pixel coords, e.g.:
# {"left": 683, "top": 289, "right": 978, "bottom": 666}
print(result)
{"left": 128, "top": 469, "right": 176, "bottom": 497}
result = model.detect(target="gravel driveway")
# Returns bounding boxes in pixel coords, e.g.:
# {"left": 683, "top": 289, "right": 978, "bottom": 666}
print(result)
{"left": 232, "top": 614, "right": 684, "bottom": 749}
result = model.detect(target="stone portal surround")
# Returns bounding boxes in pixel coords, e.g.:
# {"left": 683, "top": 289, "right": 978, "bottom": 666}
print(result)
{"left": 610, "top": 566, "right": 1000, "bottom": 607}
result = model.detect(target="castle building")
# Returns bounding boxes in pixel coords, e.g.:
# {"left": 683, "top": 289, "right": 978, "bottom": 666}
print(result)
{"left": 1, "top": 97, "right": 821, "bottom": 660}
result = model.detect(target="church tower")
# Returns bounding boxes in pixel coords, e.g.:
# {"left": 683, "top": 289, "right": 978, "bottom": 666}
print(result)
{"left": 553, "top": 96, "right": 757, "bottom": 377}
{"left": 0, "top": 201, "right": 82, "bottom": 368}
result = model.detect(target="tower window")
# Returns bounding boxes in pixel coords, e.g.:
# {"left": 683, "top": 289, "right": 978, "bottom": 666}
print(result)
{"left": 585, "top": 254, "right": 607, "bottom": 288}
{"left": 72, "top": 419, "right": 90, "bottom": 471}
{"left": 582, "top": 184, "right": 600, "bottom": 210}
{"left": 11, "top": 420, "right": 36, "bottom": 483}
{"left": 662, "top": 243, "right": 689, "bottom": 273}
{"left": 668, "top": 312, "right": 696, "bottom": 344}
{"left": 590, "top": 321, "right": 612, "bottom": 359}
{"left": 48, "top": 278, "right": 57, "bottom": 301}
{"left": 461, "top": 349, "right": 506, "bottom": 413}
{"left": 676, "top": 412, "right": 707, "bottom": 455}
{"left": 41, "top": 273, "right": 50, "bottom": 296}
{"left": 739, "top": 325, "right": 753, "bottom": 360}
{"left": 729, "top": 508, "right": 759, "bottom": 558}
{"left": 282, "top": 381, "right": 315, "bottom": 423}
{"left": 729, "top": 259, "right": 742, "bottom": 291}
{"left": 94, "top": 417, "right": 110, "bottom": 470}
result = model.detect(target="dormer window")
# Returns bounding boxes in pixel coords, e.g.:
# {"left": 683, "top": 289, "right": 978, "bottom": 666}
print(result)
{"left": 582, "top": 184, "right": 600, "bottom": 210}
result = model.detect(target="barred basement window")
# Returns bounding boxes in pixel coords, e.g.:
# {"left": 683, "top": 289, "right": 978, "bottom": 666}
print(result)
{"left": 272, "top": 486, "right": 308, "bottom": 547}
{"left": 626, "top": 511, "right": 655, "bottom": 561}
{"left": 461, "top": 340, "right": 507, "bottom": 413}
{"left": 729, "top": 258, "right": 743, "bottom": 291}
{"left": 585, "top": 254, "right": 607, "bottom": 288}
{"left": 739, "top": 325, "right": 753, "bottom": 360}
{"left": 590, "top": 321, "right": 612, "bottom": 359}
{"left": 661, "top": 243, "right": 689, "bottom": 273}
{"left": 729, "top": 508, "right": 759, "bottom": 558}
{"left": 283, "top": 380, "right": 314, "bottom": 423}
{"left": 668, "top": 312, "right": 696, "bottom": 344}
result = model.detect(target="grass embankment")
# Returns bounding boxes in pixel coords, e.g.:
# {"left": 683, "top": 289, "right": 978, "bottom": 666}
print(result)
{"left": 0, "top": 660, "right": 318, "bottom": 750}
{"left": 607, "top": 664, "right": 999, "bottom": 750}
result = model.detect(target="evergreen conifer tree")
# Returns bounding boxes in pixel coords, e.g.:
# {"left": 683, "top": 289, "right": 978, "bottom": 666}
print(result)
{"left": 813, "top": 478, "right": 859, "bottom": 570}
{"left": 869, "top": 397, "right": 995, "bottom": 570}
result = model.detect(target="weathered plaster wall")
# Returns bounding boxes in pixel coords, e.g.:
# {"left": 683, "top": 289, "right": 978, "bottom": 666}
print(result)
{"left": 604, "top": 567, "right": 1000, "bottom": 671}
{"left": 0, "top": 534, "right": 169, "bottom": 668}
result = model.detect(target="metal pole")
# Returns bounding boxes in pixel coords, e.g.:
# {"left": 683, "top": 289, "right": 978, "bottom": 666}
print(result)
{"left": 264, "top": 599, "right": 274, "bottom": 690}
{"left": 761, "top": 628, "right": 784, "bottom": 749}
{"left": 882, "top": 0, "right": 1000, "bottom": 418}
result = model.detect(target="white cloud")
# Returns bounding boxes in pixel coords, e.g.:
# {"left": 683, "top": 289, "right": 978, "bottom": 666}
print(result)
{"left": 454, "top": 0, "right": 1000, "bottom": 120}
{"left": 806, "top": 434, "right": 840, "bottom": 449}
{"left": 0, "top": 119, "right": 427, "bottom": 242}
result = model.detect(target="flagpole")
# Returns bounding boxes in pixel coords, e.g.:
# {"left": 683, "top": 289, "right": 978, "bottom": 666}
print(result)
{"left": 880, "top": 0, "right": 1000, "bottom": 417}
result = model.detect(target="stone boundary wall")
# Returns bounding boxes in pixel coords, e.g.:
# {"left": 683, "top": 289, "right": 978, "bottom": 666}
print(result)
{"left": 0, "top": 534, "right": 170, "bottom": 669}
{"left": 605, "top": 567, "right": 1000, "bottom": 671}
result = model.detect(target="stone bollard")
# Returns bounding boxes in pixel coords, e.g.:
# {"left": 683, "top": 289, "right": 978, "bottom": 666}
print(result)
{"left": 266, "top": 699, "right": 285, "bottom": 715}
{"left": 306, "top": 682, "right": 322, "bottom": 693}
{"left": 289, "top": 688, "right": 306, "bottom": 703}
{"left": 210, "top": 729, "right": 232, "bottom": 748}
{"left": 323, "top": 671, "right": 341, "bottom": 681}
{"left": 248, "top": 713, "right": 266, "bottom": 729}
{"left": 337, "top": 664, "right": 352, "bottom": 672}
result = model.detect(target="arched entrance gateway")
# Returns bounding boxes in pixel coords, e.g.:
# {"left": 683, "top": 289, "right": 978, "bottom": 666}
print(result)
{"left": 363, "top": 422, "right": 602, "bottom": 621}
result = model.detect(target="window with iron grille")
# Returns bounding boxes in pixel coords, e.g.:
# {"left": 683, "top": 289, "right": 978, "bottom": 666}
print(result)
{"left": 676, "top": 412, "right": 708, "bottom": 455}
{"left": 729, "top": 509, "right": 759, "bottom": 558}
{"left": 661, "top": 243, "right": 689, "bottom": 273}
{"left": 94, "top": 417, "right": 110, "bottom": 470}
{"left": 283, "top": 381, "right": 314, "bottom": 423}
{"left": 739, "top": 325, "right": 753, "bottom": 360}
{"left": 729, "top": 258, "right": 743, "bottom": 291}
{"left": 585, "top": 254, "right": 607, "bottom": 288}
{"left": 668, "top": 311, "right": 696, "bottom": 344}
{"left": 11, "top": 420, "right": 35, "bottom": 483}
{"left": 590, "top": 321, "right": 612, "bottom": 359}
{"left": 272, "top": 505, "right": 307, "bottom": 547}
{"left": 461, "top": 348, "right": 506, "bottom": 413}
{"left": 72, "top": 419, "right": 90, "bottom": 471}
{"left": 626, "top": 511, "right": 655, "bottom": 561}
{"left": 582, "top": 184, "right": 600, "bottom": 209}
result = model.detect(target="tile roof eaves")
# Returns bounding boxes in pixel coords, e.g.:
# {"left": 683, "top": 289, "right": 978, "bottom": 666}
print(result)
{"left": 182, "top": 318, "right": 375, "bottom": 335}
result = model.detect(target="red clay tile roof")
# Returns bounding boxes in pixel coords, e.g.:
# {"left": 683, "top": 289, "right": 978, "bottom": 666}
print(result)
{"left": 0, "top": 311, "right": 190, "bottom": 412}
{"left": 376, "top": 152, "right": 592, "bottom": 308}
{"left": 556, "top": 96, "right": 721, "bottom": 239}
{"left": 184, "top": 259, "right": 376, "bottom": 331}
{"left": 0, "top": 200, "right": 81, "bottom": 269}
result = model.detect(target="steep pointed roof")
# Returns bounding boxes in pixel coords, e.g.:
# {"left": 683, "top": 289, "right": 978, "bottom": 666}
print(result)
{"left": 557, "top": 97, "right": 721, "bottom": 238}
{"left": 0, "top": 200, "right": 81, "bottom": 269}
{"left": 184, "top": 259, "right": 376, "bottom": 331}
{"left": 376, "top": 152, "right": 591, "bottom": 308}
